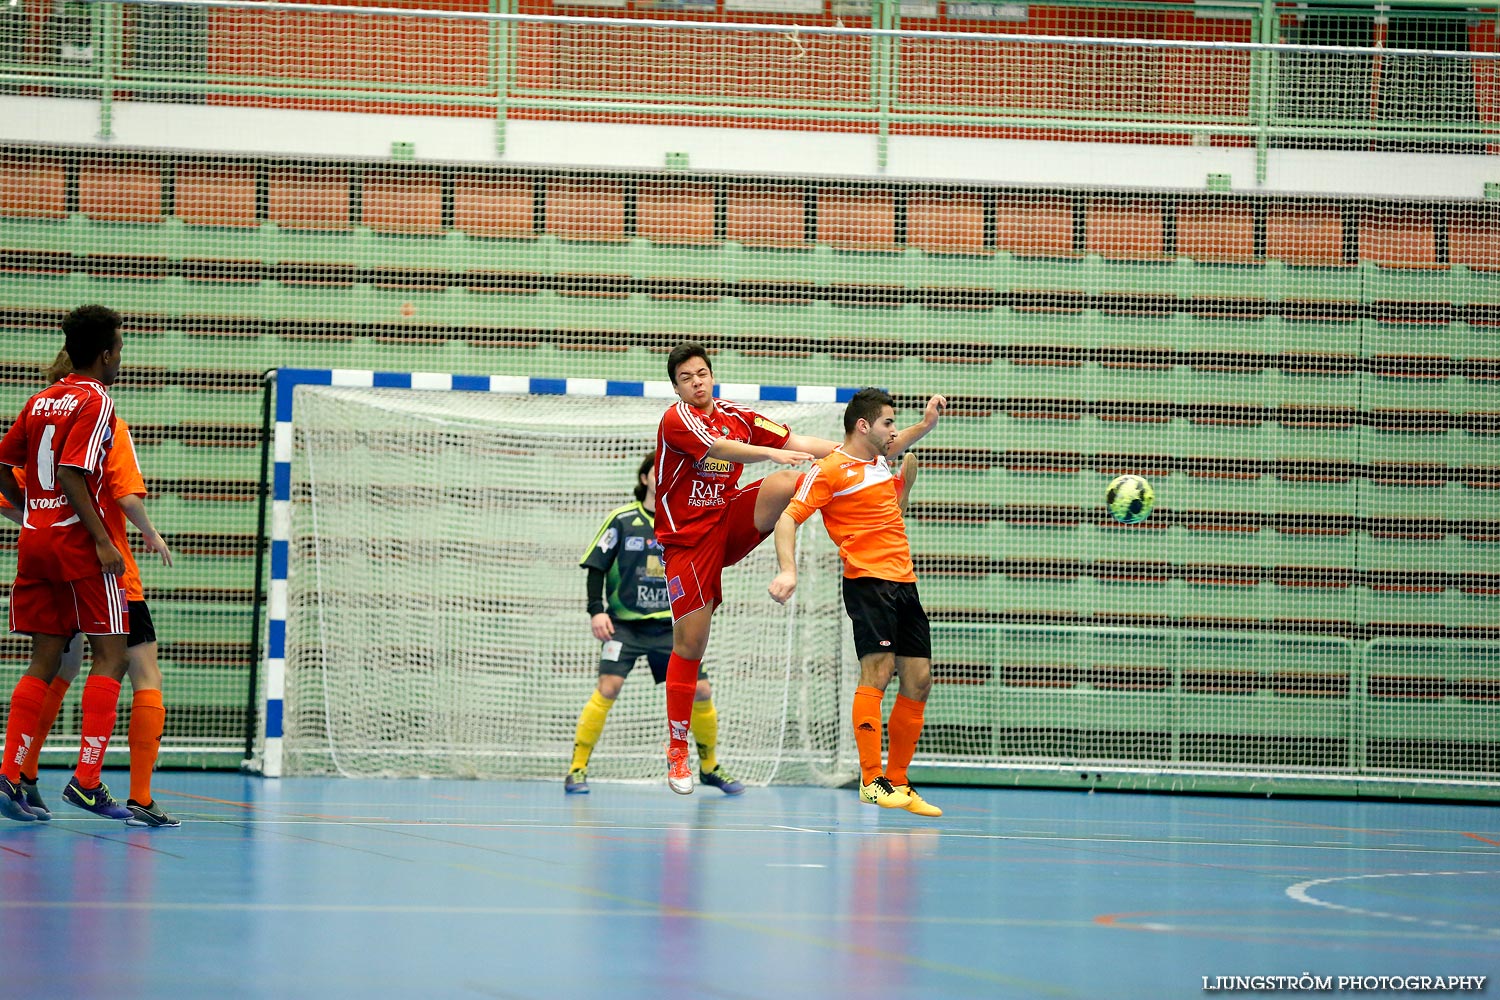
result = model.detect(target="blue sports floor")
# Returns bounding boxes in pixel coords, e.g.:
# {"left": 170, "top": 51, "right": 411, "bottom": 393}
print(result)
{"left": 0, "top": 772, "right": 1496, "bottom": 1000}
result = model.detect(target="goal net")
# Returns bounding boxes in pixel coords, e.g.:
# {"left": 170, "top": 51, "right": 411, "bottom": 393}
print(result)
{"left": 275, "top": 384, "right": 856, "bottom": 785}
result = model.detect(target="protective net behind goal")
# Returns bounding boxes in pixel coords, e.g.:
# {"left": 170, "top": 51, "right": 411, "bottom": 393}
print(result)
{"left": 281, "top": 386, "right": 856, "bottom": 784}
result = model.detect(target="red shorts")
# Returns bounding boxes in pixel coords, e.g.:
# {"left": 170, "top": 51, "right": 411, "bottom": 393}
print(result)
{"left": 662, "top": 482, "right": 769, "bottom": 622}
{"left": 9, "top": 572, "right": 129, "bottom": 637}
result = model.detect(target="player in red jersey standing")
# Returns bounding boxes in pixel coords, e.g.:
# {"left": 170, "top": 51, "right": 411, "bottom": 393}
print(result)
{"left": 654, "top": 343, "right": 838, "bottom": 794}
{"left": 0, "top": 305, "right": 134, "bottom": 821}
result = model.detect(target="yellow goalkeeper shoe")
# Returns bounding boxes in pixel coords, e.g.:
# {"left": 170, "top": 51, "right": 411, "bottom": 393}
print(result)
{"left": 894, "top": 783, "right": 942, "bottom": 818}
{"left": 858, "top": 775, "right": 911, "bottom": 809}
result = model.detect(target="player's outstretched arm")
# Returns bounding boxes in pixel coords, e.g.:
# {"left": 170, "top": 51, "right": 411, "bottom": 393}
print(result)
{"left": 706, "top": 437, "right": 813, "bottom": 466}
{"left": 767, "top": 512, "right": 800, "bottom": 605}
{"left": 890, "top": 395, "right": 947, "bottom": 457}
{"left": 784, "top": 433, "right": 838, "bottom": 460}
{"left": 116, "top": 494, "right": 172, "bottom": 567}
{"left": 897, "top": 453, "right": 919, "bottom": 512}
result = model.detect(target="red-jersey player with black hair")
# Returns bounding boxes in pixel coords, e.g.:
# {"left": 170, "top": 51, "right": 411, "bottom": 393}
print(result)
{"left": 0, "top": 305, "right": 134, "bottom": 822}
{"left": 653, "top": 343, "right": 837, "bottom": 794}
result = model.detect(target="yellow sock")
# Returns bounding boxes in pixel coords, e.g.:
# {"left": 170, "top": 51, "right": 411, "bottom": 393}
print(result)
{"left": 570, "top": 690, "right": 613, "bottom": 771}
{"left": 691, "top": 699, "right": 719, "bottom": 773}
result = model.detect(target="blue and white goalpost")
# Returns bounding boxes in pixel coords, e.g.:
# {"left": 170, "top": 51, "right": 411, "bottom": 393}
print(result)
{"left": 253, "top": 367, "right": 858, "bottom": 785}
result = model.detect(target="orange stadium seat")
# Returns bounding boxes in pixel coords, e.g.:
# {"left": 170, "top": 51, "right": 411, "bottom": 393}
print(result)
{"left": 1359, "top": 206, "right": 1444, "bottom": 269}
{"left": 1449, "top": 205, "right": 1500, "bottom": 272}
{"left": 817, "top": 187, "right": 899, "bottom": 252}
{"left": 1085, "top": 195, "right": 1168, "bottom": 261}
{"left": 725, "top": 184, "right": 808, "bottom": 248}
{"left": 453, "top": 174, "right": 536, "bottom": 239}
{"left": 79, "top": 158, "right": 164, "bottom": 224}
{"left": 907, "top": 191, "right": 988, "bottom": 255}
{"left": 637, "top": 180, "right": 716, "bottom": 246}
{"left": 0, "top": 154, "right": 67, "bottom": 219}
{"left": 363, "top": 169, "right": 444, "bottom": 236}
{"left": 545, "top": 177, "right": 627, "bottom": 242}
{"left": 1177, "top": 198, "right": 1258, "bottom": 264}
{"left": 175, "top": 163, "right": 258, "bottom": 228}
{"left": 266, "top": 167, "right": 352, "bottom": 231}
{"left": 994, "top": 194, "right": 1076, "bottom": 258}
{"left": 1266, "top": 202, "right": 1349, "bottom": 267}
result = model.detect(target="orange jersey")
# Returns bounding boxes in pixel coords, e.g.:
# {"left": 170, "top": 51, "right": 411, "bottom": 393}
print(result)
{"left": 785, "top": 447, "right": 915, "bottom": 582}
{"left": 4, "top": 417, "right": 147, "bottom": 600}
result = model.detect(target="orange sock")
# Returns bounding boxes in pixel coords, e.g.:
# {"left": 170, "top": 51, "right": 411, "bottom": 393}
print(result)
{"left": 74, "top": 676, "right": 122, "bottom": 788}
{"left": 885, "top": 694, "right": 926, "bottom": 787}
{"left": 128, "top": 689, "right": 165, "bottom": 804}
{"left": 852, "top": 685, "right": 885, "bottom": 785}
{"left": 20, "top": 677, "right": 72, "bottom": 782}
{"left": 2, "top": 675, "right": 49, "bottom": 783}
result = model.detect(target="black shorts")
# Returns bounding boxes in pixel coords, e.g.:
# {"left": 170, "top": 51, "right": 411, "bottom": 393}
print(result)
{"left": 597, "top": 618, "right": 706, "bottom": 685}
{"left": 126, "top": 600, "right": 156, "bottom": 649}
{"left": 841, "top": 577, "right": 931, "bottom": 661}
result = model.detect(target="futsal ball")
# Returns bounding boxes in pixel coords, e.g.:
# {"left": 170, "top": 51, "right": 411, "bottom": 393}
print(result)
{"left": 1105, "top": 474, "right": 1155, "bottom": 525}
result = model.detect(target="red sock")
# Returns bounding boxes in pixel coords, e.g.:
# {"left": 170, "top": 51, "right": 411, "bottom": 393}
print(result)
{"left": 74, "top": 676, "right": 122, "bottom": 788}
{"left": 20, "top": 677, "right": 72, "bottom": 782}
{"left": 2, "top": 675, "right": 49, "bottom": 783}
{"left": 128, "top": 689, "right": 165, "bottom": 805}
{"left": 885, "top": 694, "right": 926, "bottom": 787}
{"left": 852, "top": 685, "right": 885, "bottom": 785}
{"left": 665, "top": 654, "right": 701, "bottom": 752}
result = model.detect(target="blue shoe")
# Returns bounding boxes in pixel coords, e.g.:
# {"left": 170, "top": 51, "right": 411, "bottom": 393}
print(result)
{"left": 0, "top": 776, "right": 37, "bottom": 822}
{"left": 18, "top": 777, "right": 50, "bottom": 821}
{"left": 564, "top": 768, "right": 590, "bottom": 794}
{"left": 699, "top": 765, "right": 745, "bottom": 796}
{"left": 62, "top": 777, "right": 131, "bottom": 820}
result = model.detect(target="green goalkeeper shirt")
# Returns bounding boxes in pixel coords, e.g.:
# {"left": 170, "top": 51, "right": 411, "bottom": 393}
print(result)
{"left": 579, "top": 501, "right": 672, "bottom": 622}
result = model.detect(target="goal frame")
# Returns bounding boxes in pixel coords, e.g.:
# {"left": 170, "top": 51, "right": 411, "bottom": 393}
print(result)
{"left": 246, "top": 367, "right": 856, "bottom": 778}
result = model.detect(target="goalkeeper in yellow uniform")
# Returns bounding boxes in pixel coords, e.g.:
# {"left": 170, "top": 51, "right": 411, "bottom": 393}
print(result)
{"left": 566, "top": 455, "right": 744, "bottom": 795}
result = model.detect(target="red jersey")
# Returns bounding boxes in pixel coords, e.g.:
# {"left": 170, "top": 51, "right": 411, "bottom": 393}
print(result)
{"left": 0, "top": 373, "right": 117, "bottom": 582}
{"left": 3, "top": 418, "right": 146, "bottom": 600}
{"left": 654, "top": 399, "right": 790, "bottom": 548}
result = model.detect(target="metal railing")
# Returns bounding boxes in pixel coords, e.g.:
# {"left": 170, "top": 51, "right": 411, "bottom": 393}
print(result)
{"left": 1, "top": 0, "right": 1495, "bottom": 179}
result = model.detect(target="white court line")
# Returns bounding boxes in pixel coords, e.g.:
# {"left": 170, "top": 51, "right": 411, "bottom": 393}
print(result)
{"left": 766, "top": 863, "right": 827, "bottom": 869}
{"left": 1286, "top": 870, "right": 1500, "bottom": 936}
{"left": 183, "top": 816, "right": 1500, "bottom": 857}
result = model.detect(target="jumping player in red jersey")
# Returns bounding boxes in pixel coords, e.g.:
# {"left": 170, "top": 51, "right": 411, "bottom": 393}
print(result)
{"left": 0, "top": 305, "right": 134, "bottom": 822}
{"left": 654, "top": 342, "right": 838, "bottom": 794}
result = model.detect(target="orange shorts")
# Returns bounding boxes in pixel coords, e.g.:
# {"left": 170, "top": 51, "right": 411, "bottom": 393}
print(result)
{"left": 662, "top": 482, "right": 768, "bottom": 622}
{"left": 9, "top": 572, "right": 129, "bottom": 637}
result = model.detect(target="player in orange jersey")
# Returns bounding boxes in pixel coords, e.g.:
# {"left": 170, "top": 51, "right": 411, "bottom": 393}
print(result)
{"left": 1, "top": 350, "right": 177, "bottom": 826}
{"left": 654, "top": 343, "right": 839, "bottom": 794}
{"left": 0, "top": 306, "right": 135, "bottom": 821}
{"left": 768, "top": 386, "right": 947, "bottom": 816}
